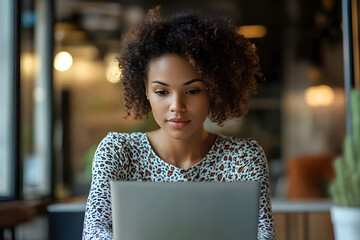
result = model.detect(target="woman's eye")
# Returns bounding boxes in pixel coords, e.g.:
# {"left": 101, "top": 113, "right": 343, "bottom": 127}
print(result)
{"left": 186, "top": 89, "right": 201, "bottom": 94}
{"left": 155, "top": 90, "right": 167, "bottom": 96}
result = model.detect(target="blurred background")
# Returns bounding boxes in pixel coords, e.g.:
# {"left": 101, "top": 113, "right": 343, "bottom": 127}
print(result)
{"left": 1, "top": 0, "right": 358, "bottom": 239}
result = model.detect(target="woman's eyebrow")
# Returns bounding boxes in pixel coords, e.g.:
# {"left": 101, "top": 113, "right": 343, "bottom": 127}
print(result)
{"left": 183, "top": 78, "right": 203, "bottom": 86}
{"left": 151, "top": 78, "right": 203, "bottom": 86}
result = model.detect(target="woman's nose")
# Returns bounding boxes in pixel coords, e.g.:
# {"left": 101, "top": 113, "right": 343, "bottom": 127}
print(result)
{"left": 169, "top": 94, "right": 186, "bottom": 113}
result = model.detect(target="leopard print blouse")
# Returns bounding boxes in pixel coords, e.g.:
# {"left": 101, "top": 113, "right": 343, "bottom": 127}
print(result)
{"left": 82, "top": 132, "right": 275, "bottom": 240}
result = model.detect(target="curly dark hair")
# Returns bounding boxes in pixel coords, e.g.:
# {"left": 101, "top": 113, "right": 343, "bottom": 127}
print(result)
{"left": 118, "top": 6, "right": 263, "bottom": 125}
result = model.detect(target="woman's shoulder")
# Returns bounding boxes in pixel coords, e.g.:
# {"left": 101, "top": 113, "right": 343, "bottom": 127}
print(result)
{"left": 105, "top": 131, "right": 145, "bottom": 141}
{"left": 216, "top": 134, "right": 266, "bottom": 162}
{"left": 99, "top": 132, "right": 147, "bottom": 149}
{"left": 216, "top": 134, "right": 263, "bottom": 151}
{"left": 217, "top": 135, "right": 268, "bottom": 180}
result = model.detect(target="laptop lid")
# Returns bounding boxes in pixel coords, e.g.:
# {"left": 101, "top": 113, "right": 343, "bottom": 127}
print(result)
{"left": 110, "top": 181, "right": 260, "bottom": 240}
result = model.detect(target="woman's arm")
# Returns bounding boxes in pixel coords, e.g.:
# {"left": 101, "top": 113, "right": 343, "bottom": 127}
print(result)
{"left": 242, "top": 140, "right": 276, "bottom": 240}
{"left": 82, "top": 133, "right": 126, "bottom": 240}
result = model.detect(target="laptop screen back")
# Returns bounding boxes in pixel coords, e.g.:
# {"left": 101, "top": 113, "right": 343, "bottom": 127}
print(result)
{"left": 110, "top": 181, "right": 260, "bottom": 240}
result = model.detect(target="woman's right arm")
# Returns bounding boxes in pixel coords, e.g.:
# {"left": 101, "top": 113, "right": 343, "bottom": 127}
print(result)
{"left": 82, "top": 133, "right": 126, "bottom": 240}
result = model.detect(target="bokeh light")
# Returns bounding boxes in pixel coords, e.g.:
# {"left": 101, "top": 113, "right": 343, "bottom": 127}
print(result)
{"left": 305, "top": 85, "right": 335, "bottom": 107}
{"left": 236, "top": 25, "right": 267, "bottom": 38}
{"left": 54, "top": 51, "right": 73, "bottom": 71}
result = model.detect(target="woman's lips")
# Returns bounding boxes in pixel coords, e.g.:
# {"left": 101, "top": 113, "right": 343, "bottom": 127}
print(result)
{"left": 167, "top": 119, "right": 191, "bottom": 129}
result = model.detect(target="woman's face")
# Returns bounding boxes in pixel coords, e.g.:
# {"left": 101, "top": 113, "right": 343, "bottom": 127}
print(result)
{"left": 146, "top": 54, "right": 210, "bottom": 140}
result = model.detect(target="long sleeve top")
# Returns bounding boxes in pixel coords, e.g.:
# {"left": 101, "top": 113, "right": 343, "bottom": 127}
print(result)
{"left": 82, "top": 132, "right": 275, "bottom": 240}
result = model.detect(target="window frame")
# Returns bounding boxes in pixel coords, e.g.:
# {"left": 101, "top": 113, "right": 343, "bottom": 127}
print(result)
{"left": 0, "top": 0, "right": 21, "bottom": 201}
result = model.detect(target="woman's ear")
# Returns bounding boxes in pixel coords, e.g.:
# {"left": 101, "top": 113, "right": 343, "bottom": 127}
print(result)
{"left": 145, "top": 86, "right": 149, "bottom": 100}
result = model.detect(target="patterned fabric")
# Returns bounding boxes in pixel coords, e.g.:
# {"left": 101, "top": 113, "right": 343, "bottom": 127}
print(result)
{"left": 82, "top": 132, "right": 275, "bottom": 240}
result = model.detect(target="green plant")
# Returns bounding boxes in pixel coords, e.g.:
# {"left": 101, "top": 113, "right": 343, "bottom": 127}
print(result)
{"left": 79, "top": 145, "right": 98, "bottom": 183}
{"left": 330, "top": 89, "right": 360, "bottom": 206}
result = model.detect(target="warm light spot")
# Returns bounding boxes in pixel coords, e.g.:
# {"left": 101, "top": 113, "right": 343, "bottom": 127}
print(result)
{"left": 104, "top": 54, "right": 122, "bottom": 83}
{"left": 236, "top": 25, "right": 267, "bottom": 38}
{"left": 54, "top": 51, "right": 73, "bottom": 71}
{"left": 305, "top": 85, "right": 335, "bottom": 107}
{"left": 106, "top": 61, "right": 122, "bottom": 83}
{"left": 21, "top": 52, "right": 38, "bottom": 77}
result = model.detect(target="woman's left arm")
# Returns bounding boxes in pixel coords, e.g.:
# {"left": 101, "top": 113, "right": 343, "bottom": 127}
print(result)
{"left": 243, "top": 140, "right": 276, "bottom": 240}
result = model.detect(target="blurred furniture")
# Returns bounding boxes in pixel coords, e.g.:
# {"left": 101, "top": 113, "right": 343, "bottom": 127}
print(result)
{"left": 47, "top": 202, "right": 86, "bottom": 240}
{"left": 286, "top": 155, "right": 336, "bottom": 199}
{"left": 272, "top": 199, "right": 334, "bottom": 240}
{"left": 0, "top": 203, "right": 37, "bottom": 240}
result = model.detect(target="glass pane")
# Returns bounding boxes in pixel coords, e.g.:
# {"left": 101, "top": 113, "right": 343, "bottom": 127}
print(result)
{"left": 54, "top": 0, "right": 344, "bottom": 200}
{"left": 0, "top": 0, "right": 14, "bottom": 198}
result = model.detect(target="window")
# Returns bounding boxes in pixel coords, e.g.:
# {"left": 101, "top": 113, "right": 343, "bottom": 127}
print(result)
{"left": 0, "top": 0, "right": 16, "bottom": 200}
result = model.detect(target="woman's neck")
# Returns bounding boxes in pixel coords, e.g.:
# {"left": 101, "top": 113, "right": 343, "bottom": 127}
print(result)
{"left": 147, "top": 128, "right": 217, "bottom": 169}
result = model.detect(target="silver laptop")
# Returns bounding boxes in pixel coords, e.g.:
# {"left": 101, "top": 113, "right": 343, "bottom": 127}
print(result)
{"left": 110, "top": 181, "right": 260, "bottom": 240}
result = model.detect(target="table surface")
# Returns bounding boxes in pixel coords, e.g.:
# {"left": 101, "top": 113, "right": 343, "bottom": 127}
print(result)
{"left": 271, "top": 198, "right": 333, "bottom": 212}
{"left": 47, "top": 198, "right": 335, "bottom": 213}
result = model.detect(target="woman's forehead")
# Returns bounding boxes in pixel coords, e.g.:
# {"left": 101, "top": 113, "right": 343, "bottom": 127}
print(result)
{"left": 147, "top": 54, "right": 200, "bottom": 83}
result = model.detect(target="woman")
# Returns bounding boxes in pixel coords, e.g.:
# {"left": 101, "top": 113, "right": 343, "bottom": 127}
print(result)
{"left": 83, "top": 6, "right": 275, "bottom": 240}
